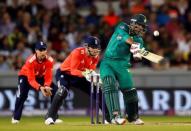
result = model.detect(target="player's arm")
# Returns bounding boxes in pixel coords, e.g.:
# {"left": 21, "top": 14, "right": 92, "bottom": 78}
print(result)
{"left": 70, "top": 50, "right": 84, "bottom": 77}
{"left": 27, "top": 62, "right": 42, "bottom": 90}
{"left": 44, "top": 61, "right": 53, "bottom": 87}
{"left": 123, "top": 35, "right": 143, "bottom": 60}
{"left": 117, "top": 24, "right": 134, "bottom": 46}
{"left": 43, "top": 61, "right": 53, "bottom": 96}
{"left": 126, "top": 37, "right": 134, "bottom": 45}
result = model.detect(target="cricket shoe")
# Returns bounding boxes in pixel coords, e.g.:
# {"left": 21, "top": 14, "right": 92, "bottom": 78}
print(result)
{"left": 111, "top": 116, "right": 126, "bottom": 125}
{"left": 55, "top": 119, "right": 63, "bottom": 124}
{"left": 11, "top": 118, "right": 20, "bottom": 124}
{"left": 45, "top": 117, "right": 55, "bottom": 125}
{"left": 132, "top": 118, "right": 144, "bottom": 125}
{"left": 104, "top": 120, "right": 110, "bottom": 124}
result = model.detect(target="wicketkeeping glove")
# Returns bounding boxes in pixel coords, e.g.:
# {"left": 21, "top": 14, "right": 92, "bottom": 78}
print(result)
{"left": 82, "top": 69, "right": 93, "bottom": 82}
{"left": 82, "top": 69, "right": 102, "bottom": 84}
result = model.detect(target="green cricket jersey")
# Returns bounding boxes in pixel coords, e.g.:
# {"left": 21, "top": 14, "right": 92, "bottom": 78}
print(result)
{"left": 104, "top": 22, "right": 145, "bottom": 64}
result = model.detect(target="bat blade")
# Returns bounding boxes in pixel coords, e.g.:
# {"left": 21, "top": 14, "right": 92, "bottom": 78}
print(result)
{"left": 139, "top": 49, "right": 164, "bottom": 64}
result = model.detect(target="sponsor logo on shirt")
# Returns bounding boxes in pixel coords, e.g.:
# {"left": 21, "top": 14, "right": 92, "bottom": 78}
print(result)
{"left": 95, "top": 39, "right": 98, "bottom": 45}
{"left": 119, "top": 25, "right": 125, "bottom": 29}
{"left": 117, "top": 35, "right": 122, "bottom": 40}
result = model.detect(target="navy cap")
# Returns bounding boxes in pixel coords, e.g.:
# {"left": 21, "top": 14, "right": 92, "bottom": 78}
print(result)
{"left": 84, "top": 36, "right": 101, "bottom": 49}
{"left": 35, "top": 41, "right": 47, "bottom": 50}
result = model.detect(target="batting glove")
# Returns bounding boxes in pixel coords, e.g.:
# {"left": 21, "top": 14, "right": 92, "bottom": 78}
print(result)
{"left": 130, "top": 43, "right": 142, "bottom": 60}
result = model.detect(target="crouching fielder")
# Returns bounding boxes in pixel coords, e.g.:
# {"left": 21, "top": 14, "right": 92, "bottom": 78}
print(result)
{"left": 45, "top": 36, "right": 110, "bottom": 125}
{"left": 12, "top": 41, "right": 57, "bottom": 124}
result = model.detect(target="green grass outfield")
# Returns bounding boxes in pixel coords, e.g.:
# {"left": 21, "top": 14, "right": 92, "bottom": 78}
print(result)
{"left": 0, "top": 116, "right": 190, "bottom": 131}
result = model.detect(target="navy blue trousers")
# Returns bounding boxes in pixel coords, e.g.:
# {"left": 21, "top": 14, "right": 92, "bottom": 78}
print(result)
{"left": 13, "top": 75, "right": 57, "bottom": 120}
{"left": 55, "top": 69, "right": 108, "bottom": 115}
{"left": 56, "top": 69, "right": 91, "bottom": 94}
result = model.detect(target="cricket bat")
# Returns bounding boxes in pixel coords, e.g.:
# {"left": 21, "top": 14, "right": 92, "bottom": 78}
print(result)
{"left": 139, "top": 49, "right": 164, "bottom": 64}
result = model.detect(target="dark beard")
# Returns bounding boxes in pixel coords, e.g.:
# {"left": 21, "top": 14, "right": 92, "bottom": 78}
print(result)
{"left": 129, "top": 29, "right": 136, "bottom": 36}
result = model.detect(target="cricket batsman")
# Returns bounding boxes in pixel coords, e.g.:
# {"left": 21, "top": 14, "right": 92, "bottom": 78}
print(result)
{"left": 45, "top": 36, "right": 110, "bottom": 125}
{"left": 100, "top": 14, "right": 147, "bottom": 125}
{"left": 12, "top": 41, "right": 58, "bottom": 124}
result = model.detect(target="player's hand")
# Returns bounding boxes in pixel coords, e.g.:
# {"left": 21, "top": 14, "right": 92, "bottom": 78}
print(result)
{"left": 40, "top": 86, "right": 50, "bottom": 97}
{"left": 133, "top": 52, "right": 142, "bottom": 60}
{"left": 130, "top": 43, "right": 142, "bottom": 60}
{"left": 82, "top": 69, "right": 93, "bottom": 82}
{"left": 130, "top": 42, "right": 141, "bottom": 54}
{"left": 44, "top": 86, "right": 52, "bottom": 96}
{"left": 82, "top": 69, "right": 92, "bottom": 77}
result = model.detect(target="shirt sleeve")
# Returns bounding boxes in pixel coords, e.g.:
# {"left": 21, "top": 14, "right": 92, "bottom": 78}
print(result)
{"left": 122, "top": 32, "right": 131, "bottom": 42}
{"left": 70, "top": 50, "right": 83, "bottom": 77}
{"left": 44, "top": 61, "right": 53, "bottom": 87}
{"left": 27, "top": 62, "right": 41, "bottom": 90}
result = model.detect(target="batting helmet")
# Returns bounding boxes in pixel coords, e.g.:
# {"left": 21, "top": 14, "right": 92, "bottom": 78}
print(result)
{"left": 129, "top": 14, "right": 148, "bottom": 36}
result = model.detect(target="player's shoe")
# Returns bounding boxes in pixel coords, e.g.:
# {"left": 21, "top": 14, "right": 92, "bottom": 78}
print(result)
{"left": 132, "top": 118, "right": 144, "bottom": 125}
{"left": 45, "top": 117, "right": 55, "bottom": 125}
{"left": 103, "top": 120, "right": 110, "bottom": 124}
{"left": 11, "top": 118, "right": 20, "bottom": 124}
{"left": 104, "top": 120, "right": 109, "bottom": 124}
{"left": 55, "top": 119, "right": 63, "bottom": 124}
{"left": 111, "top": 119, "right": 116, "bottom": 124}
{"left": 111, "top": 116, "right": 126, "bottom": 125}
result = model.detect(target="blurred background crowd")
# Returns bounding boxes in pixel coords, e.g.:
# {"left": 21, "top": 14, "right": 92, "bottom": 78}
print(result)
{"left": 0, "top": 0, "right": 191, "bottom": 72}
